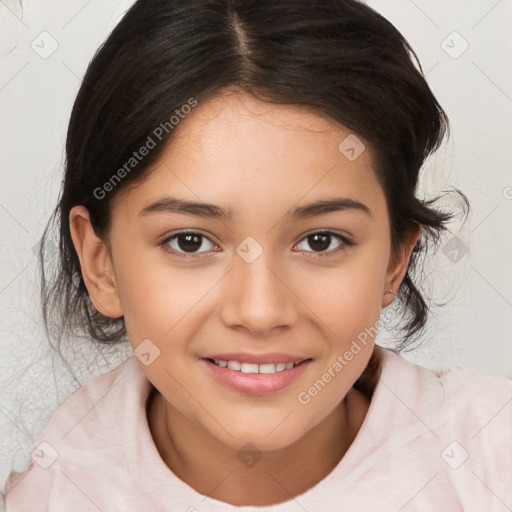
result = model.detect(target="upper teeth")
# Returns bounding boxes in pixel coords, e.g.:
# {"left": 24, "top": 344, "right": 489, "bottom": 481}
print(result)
{"left": 213, "top": 359, "right": 297, "bottom": 374}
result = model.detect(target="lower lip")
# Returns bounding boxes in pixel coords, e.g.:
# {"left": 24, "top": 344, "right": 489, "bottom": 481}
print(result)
{"left": 200, "top": 358, "right": 312, "bottom": 395}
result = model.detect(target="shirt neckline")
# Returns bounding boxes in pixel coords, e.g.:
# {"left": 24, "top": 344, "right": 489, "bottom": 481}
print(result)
{"left": 134, "top": 347, "right": 399, "bottom": 509}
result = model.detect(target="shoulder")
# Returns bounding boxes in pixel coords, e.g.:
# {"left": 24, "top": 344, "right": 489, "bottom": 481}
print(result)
{"left": 378, "top": 346, "right": 512, "bottom": 438}
{"left": 426, "top": 358, "right": 512, "bottom": 463}
{"left": 413, "top": 352, "right": 512, "bottom": 431}
{"left": 378, "top": 346, "right": 511, "bottom": 418}
{"left": 2, "top": 356, "right": 150, "bottom": 511}
{"left": 375, "top": 348, "right": 512, "bottom": 507}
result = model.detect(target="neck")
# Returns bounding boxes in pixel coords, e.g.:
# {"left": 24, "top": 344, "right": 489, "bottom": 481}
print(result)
{"left": 147, "top": 383, "right": 372, "bottom": 506}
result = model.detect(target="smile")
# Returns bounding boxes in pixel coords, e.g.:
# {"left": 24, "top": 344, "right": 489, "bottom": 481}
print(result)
{"left": 208, "top": 359, "right": 299, "bottom": 374}
{"left": 201, "top": 357, "right": 312, "bottom": 395}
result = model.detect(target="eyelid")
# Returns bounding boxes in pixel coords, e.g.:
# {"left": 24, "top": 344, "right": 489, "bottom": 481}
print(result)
{"left": 300, "top": 228, "right": 353, "bottom": 242}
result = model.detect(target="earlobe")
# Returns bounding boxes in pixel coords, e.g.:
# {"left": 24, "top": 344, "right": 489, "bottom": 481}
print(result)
{"left": 382, "top": 224, "right": 421, "bottom": 307}
{"left": 69, "top": 206, "right": 123, "bottom": 318}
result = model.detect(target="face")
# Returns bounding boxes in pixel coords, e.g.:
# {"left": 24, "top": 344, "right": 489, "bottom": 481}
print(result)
{"left": 73, "top": 89, "right": 410, "bottom": 452}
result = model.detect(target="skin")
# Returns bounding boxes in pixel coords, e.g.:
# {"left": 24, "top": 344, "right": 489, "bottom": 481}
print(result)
{"left": 69, "top": 88, "right": 419, "bottom": 506}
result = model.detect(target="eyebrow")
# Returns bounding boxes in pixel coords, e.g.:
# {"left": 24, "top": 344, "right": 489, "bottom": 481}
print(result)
{"left": 139, "top": 196, "right": 371, "bottom": 220}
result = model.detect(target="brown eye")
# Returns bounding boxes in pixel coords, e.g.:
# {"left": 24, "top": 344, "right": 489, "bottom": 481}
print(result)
{"left": 307, "top": 233, "right": 331, "bottom": 252}
{"left": 296, "top": 231, "right": 349, "bottom": 255}
{"left": 162, "top": 231, "right": 217, "bottom": 256}
{"left": 176, "top": 233, "right": 202, "bottom": 252}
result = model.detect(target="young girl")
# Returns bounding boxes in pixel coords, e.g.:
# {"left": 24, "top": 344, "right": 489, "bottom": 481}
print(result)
{"left": 3, "top": 0, "right": 511, "bottom": 510}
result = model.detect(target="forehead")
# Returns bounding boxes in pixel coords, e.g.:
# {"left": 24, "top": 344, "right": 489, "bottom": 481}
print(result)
{"left": 113, "top": 90, "right": 386, "bottom": 220}
{"left": 173, "top": 89, "right": 368, "bottom": 169}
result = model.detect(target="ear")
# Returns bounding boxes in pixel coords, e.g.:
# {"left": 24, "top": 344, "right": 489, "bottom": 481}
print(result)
{"left": 69, "top": 205, "right": 123, "bottom": 318}
{"left": 382, "top": 223, "right": 421, "bottom": 308}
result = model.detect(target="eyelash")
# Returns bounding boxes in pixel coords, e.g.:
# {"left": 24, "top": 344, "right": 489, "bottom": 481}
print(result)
{"left": 159, "top": 230, "right": 353, "bottom": 259}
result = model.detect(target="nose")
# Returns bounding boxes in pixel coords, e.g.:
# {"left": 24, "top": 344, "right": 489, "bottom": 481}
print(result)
{"left": 219, "top": 249, "right": 299, "bottom": 337}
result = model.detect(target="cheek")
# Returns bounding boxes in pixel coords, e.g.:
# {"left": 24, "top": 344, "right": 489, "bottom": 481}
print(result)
{"left": 300, "top": 249, "right": 389, "bottom": 338}
{"left": 116, "top": 254, "right": 224, "bottom": 346}
{"left": 114, "top": 223, "right": 390, "bottom": 345}
{"left": 112, "top": 250, "right": 176, "bottom": 344}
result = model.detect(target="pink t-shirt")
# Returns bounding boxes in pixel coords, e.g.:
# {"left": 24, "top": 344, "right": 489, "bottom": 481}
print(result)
{"left": 2, "top": 348, "right": 511, "bottom": 511}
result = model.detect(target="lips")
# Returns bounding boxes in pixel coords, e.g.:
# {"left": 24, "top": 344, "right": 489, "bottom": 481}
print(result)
{"left": 200, "top": 355, "right": 313, "bottom": 395}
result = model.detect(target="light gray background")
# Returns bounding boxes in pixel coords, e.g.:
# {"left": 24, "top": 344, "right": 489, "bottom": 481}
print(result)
{"left": 1, "top": 0, "right": 511, "bottom": 493}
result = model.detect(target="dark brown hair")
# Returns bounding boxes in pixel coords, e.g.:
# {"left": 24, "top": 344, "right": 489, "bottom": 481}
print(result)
{"left": 40, "top": 0, "right": 464, "bottom": 368}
